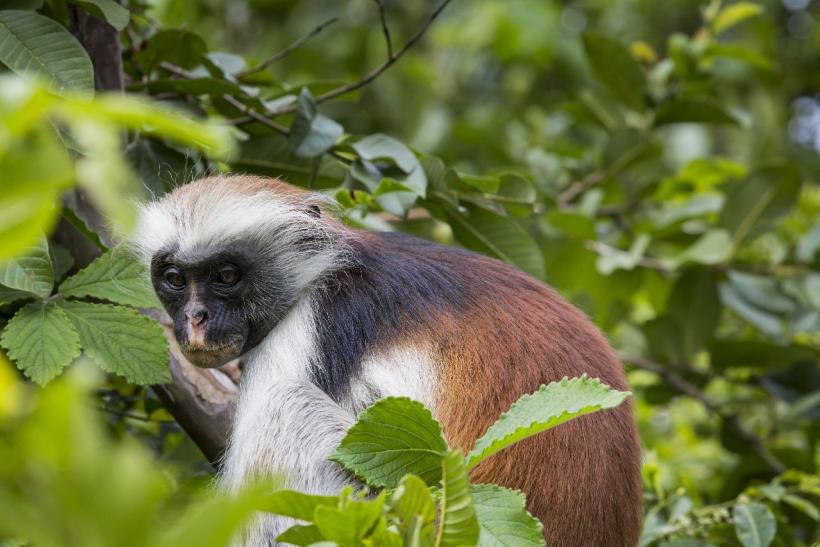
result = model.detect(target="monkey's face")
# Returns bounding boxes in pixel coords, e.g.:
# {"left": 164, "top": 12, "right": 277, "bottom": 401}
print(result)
{"left": 149, "top": 245, "right": 290, "bottom": 368}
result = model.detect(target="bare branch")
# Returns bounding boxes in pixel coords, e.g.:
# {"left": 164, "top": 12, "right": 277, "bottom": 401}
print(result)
{"left": 373, "top": 0, "right": 393, "bottom": 58}
{"left": 234, "top": 17, "right": 340, "bottom": 79}
{"left": 271, "top": 0, "right": 452, "bottom": 115}
{"left": 220, "top": 94, "right": 291, "bottom": 136}
{"left": 621, "top": 353, "right": 787, "bottom": 474}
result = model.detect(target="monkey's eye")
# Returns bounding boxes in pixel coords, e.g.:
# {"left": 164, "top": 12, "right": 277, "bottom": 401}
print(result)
{"left": 216, "top": 265, "right": 240, "bottom": 286}
{"left": 163, "top": 266, "right": 185, "bottom": 289}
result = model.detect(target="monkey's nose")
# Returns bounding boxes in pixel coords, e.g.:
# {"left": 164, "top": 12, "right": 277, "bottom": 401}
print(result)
{"left": 186, "top": 306, "right": 208, "bottom": 326}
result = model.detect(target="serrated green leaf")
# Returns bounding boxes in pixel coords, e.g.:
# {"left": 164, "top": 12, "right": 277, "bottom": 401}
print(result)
{"left": 712, "top": 2, "right": 764, "bottom": 34}
{"left": 0, "top": 301, "right": 80, "bottom": 385}
{"left": 259, "top": 489, "right": 338, "bottom": 522}
{"left": 289, "top": 88, "right": 343, "bottom": 159}
{"left": 582, "top": 32, "right": 646, "bottom": 111}
{"left": 0, "top": 285, "right": 32, "bottom": 306}
{"left": 435, "top": 450, "right": 479, "bottom": 547}
{"left": 59, "top": 246, "right": 160, "bottom": 309}
{"left": 0, "top": 10, "right": 93, "bottom": 94}
{"left": 313, "top": 491, "right": 386, "bottom": 545}
{"left": 276, "top": 524, "right": 325, "bottom": 546}
{"left": 0, "top": 236, "right": 54, "bottom": 298}
{"left": 471, "top": 485, "right": 545, "bottom": 547}
{"left": 330, "top": 397, "right": 448, "bottom": 489}
{"left": 70, "top": 0, "right": 129, "bottom": 31}
{"left": 57, "top": 300, "right": 170, "bottom": 384}
{"left": 733, "top": 502, "right": 776, "bottom": 547}
{"left": 467, "top": 375, "right": 630, "bottom": 469}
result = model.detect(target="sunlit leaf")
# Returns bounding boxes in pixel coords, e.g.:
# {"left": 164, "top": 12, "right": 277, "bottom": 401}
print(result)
{"left": 467, "top": 375, "right": 630, "bottom": 469}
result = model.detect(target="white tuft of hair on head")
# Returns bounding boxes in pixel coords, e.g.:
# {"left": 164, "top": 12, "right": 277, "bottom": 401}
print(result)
{"left": 128, "top": 175, "right": 353, "bottom": 295}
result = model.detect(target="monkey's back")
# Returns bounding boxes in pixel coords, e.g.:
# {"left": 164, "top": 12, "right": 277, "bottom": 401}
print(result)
{"left": 315, "top": 231, "right": 642, "bottom": 547}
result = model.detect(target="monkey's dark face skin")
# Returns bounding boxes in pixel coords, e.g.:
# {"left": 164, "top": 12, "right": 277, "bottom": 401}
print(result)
{"left": 150, "top": 242, "right": 292, "bottom": 368}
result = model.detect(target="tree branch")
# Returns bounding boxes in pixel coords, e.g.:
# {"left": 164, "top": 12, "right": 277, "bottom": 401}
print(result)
{"left": 270, "top": 0, "right": 452, "bottom": 115}
{"left": 621, "top": 353, "right": 787, "bottom": 474}
{"left": 233, "top": 17, "right": 340, "bottom": 79}
{"left": 373, "top": 0, "right": 393, "bottom": 58}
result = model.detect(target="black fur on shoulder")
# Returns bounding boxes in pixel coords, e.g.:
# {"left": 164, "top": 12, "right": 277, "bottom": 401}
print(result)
{"left": 309, "top": 231, "right": 482, "bottom": 401}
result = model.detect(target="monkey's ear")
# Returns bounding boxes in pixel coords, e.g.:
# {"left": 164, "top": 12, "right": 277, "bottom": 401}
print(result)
{"left": 307, "top": 205, "right": 322, "bottom": 218}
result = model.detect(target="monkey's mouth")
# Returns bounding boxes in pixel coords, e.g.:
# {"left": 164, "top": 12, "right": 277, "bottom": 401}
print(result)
{"left": 180, "top": 337, "right": 243, "bottom": 368}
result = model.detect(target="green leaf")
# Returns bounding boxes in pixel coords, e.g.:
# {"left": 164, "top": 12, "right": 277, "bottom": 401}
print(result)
{"left": 259, "top": 489, "right": 339, "bottom": 522}
{"left": 276, "top": 524, "right": 325, "bottom": 546}
{"left": 0, "top": 301, "right": 80, "bottom": 385}
{"left": 0, "top": 285, "right": 32, "bottom": 306}
{"left": 70, "top": 0, "right": 129, "bottom": 31}
{"left": 289, "top": 88, "right": 343, "bottom": 159}
{"left": 352, "top": 134, "right": 418, "bottom": 174}
{"left": 391, "top": 475, "right": 437, "bottom": 545}
{"left": 467, "top": 375, "right": 631, "bottom": 469}
{"left": 57, "top": 300, "right": 171, "bottom": 384}
{"left": 154, "top": 484, "right": 277, "bottom": 547}
{"left": 582, "top": 32, "right": 647, "bottom": 111}
{"left": 718, "top": 165, "right": 801, "bottom": 251}
{"left": 665, "top": 269, "right": 720, "bottom": 362}
{"left": 733, "top": 502, "right": 776, "bottom": 547}
{"left": 435, "top": 450, "right": 479, "bottom": 547}
{"left": 712, "top": 2, "right": 764, "bottom": 34}
{"left": 674, "top": 229, "right": 732, "bottom": 266}
{"left": 134, "top": 29, "right": 206, "bottom": 72}
{"left": 0, "top": 117, "right": 73, "bottom": 261}
{"left": 654, "top": 99, "right": 738, "bottom": 126}
{"left": 313, "top": 490, "right": 386, "bottom": 545}
{"left": 0, "top": 10, "right": 93, "bottom": 94}
{"left": 330, "top": 397, "right": 448, "bottom": 489}
{"left": 444, "top": 204, "right": 545, "bottom": 280}
{"left": 0, "top": 236, "right": 54, "bottom": 298}
{"left": 471, "top": 485, "right": 545, "bottom": 547}
{"left": 59, "top": 246, "right": 161, "bottom": 309}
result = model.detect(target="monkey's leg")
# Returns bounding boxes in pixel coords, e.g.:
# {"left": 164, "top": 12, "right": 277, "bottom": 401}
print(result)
{"left": 222, "top": 379, "right": 354, "bottom": 546}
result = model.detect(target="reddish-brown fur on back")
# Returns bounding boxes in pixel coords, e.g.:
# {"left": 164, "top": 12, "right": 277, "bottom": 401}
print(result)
{"left": 432, "top": 255, "right": 642, "bottom": 547}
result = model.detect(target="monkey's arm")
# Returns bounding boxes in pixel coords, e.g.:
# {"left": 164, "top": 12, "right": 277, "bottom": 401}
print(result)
{"left": 223, "top": 379, "right": 355, "bottom": 546}
{"left": 222, "top": 379, "right": 354, "bottom": 494}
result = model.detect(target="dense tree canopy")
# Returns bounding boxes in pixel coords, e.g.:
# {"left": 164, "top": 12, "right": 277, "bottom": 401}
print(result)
{"left": 0, "top": 0, "right": 818, "bottom": 545}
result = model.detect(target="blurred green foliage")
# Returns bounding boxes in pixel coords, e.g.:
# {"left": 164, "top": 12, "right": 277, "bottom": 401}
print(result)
{"left": 0, "top": 0, "right": 818, "bottom": 545}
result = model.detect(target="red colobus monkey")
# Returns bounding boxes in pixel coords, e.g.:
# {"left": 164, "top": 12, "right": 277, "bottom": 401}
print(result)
{"left": 132, "top": 175, "right": 642, "bottom": 546}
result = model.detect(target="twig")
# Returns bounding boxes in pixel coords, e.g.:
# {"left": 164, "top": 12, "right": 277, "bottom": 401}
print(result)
{"left": 234, "top": 17, "right": 340, "bottom": 79}
{"left": 558, "top": 171, "right": 605, "bottom": 205}
{"left": 272, "top": 0, "right": 453, "bottom": 115}
{"left": 621, "top": 353, "right": 787, "bottom": 474}
{"left": 158, "top": 61, "right": 291, "bottom": 136}
{"left": 220, "top": 94, "right": 291, "bottom": 136}
{"left": 373, "top": 0, "right": 393, "bottom": 58}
